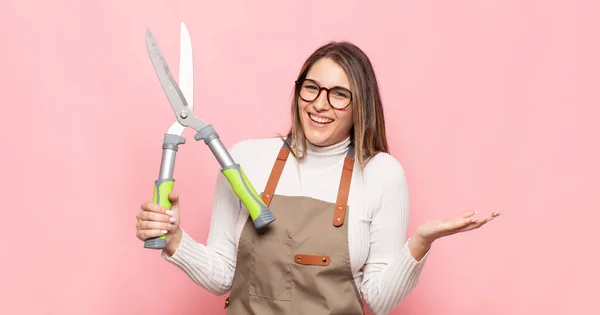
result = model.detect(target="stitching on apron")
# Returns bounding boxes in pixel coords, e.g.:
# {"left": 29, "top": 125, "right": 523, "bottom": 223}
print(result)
{"left": 226, "top": 139, "right": 363, "bottom": 314}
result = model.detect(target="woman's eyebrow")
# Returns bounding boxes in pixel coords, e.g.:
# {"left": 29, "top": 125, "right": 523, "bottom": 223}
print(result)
{"left": 305, "top": 77, "right": 350, "bottom": 90}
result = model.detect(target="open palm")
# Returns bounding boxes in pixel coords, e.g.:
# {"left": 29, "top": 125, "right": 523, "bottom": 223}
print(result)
{"left": 415, "top": 209, "right": 501, "bottom": 244}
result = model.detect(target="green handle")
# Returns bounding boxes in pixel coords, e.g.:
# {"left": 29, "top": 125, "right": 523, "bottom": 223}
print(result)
{"left": 194, "top": 124, "right": 275, "bottom": 229}
{"left": 222, "top": 164, "right": 275, "bottom": 229}
{"left": 144, "top": 179, "right": 174, "bottom": 249}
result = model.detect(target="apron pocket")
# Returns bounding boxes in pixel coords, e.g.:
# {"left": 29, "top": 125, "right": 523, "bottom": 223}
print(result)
{"left": 249, "top": 238, "right": 293, "bottom": 301}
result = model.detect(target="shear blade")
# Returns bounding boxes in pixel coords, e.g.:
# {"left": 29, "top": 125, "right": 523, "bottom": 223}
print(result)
{"left": 145, "top": 31, "right": 188, "bottom": 121}
{"left": 146, "top": 28, "right": 209, "bottom": 134}
{"left": 179, "top": 22, "right": 193, "bottom": 113}
{"left": 167, "top": 22, "right": 194, "bottom": 136}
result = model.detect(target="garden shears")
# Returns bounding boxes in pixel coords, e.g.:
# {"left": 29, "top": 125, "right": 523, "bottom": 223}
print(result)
{"left": 143, "top": 22, "right": 276, "bottom": 249}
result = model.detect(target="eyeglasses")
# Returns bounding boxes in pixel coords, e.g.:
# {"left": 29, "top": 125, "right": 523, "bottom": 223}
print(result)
{"left": 295, "top": 79, "right": 353, "bottom": 110}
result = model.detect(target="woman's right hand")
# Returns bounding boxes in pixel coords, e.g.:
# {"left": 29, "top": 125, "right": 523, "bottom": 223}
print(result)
{"left": 136, "top": 192, "right": 182, "bottom": 256}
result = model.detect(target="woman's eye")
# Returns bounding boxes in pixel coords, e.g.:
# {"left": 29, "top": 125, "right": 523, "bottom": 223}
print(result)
{"left": 334, "top": 91, "right": 349, "bottom": 98}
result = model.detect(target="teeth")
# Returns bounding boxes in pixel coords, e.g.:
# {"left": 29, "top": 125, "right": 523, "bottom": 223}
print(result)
{"left": 309, "top": 113, "right": 334, "bottom": 124}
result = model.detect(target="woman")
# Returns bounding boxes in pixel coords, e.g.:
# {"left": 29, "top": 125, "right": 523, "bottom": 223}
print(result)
{"left": 135, "top": 41, "right": 501, "bottom": 315}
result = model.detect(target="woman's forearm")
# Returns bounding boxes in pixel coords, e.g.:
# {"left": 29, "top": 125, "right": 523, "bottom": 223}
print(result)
{"left": 164, "top": 227, "right": 183, "bottom": 257}
{"left": 408, "top": 235, "right": 432, "bottom": 262}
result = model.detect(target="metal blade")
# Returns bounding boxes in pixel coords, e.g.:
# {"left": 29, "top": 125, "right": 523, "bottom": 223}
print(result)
{"left": 167, "top": 22, "right": 194, "bottom": 135}
{"left": 146, "top": 28, "right": 209, "bottom": 133}
{"left": 179, "top": 22, "right": 193, "bottom": 112}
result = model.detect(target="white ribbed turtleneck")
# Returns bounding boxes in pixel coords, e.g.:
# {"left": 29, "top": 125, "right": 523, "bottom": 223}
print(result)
{"left": 162, "top": 136, "right": 429, "bottom": 315}
{"left": 303, "top": 135, "right": 351, "bottom": 156}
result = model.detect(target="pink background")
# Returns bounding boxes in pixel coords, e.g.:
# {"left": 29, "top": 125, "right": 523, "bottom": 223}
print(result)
{"left": 1, "top": 0, "right": 599, "bottom": 314}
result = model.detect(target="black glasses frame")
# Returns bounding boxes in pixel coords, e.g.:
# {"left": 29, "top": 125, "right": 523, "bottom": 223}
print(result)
{"left": 295, "top": 79, "right": 353, "bottom": 110}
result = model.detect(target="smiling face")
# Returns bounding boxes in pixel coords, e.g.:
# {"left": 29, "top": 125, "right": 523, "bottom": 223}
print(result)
{"left": 286, "top": 41, "right": 389, "bottom": 169}
{"left": 297, "top": 57, "right": 354, "bottom": 147}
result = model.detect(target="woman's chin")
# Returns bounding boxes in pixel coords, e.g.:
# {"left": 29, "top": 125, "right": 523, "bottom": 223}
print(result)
{"left": 304, "top": 130, "right": 334, "bottom": 147}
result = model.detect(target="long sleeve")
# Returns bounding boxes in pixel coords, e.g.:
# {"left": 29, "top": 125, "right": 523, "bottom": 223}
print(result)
{"left": 160, "top": 141, "right": 246, "bottom": 295}
{"left": 360, "top": 154, "right": 430, "bottom": 315}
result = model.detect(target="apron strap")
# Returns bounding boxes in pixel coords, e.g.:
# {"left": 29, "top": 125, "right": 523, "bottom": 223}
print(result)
{"left": 333, "top": 144, "right": 355, "bottom": 227}
{"left": 261, "top": 138, "right": 355, "bottom": 227}
{"left": 261, "top": 140, "right": 291, "bottom": 206}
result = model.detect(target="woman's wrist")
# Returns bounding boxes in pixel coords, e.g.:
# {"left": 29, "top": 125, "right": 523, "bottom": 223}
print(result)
{"left": 414, "top": 233, "right": 434, "bottom": 248}
{"left": 164, "top": 227, "right": 183, "bottom": 257}
{"left": 408, "top": 234, "right": 433, "bottom": 262}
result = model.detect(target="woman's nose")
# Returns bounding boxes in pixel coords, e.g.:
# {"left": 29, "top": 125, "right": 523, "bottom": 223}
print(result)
{"left": 312, "top": 90, "right": 330, "bottom": 112}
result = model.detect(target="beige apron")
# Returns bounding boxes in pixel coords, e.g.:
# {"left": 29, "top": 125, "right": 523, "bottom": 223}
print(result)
{"left": 224, "top": 141, "right": 364, "bottom": 314}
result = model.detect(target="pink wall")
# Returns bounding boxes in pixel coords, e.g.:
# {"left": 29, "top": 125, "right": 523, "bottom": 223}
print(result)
{"left": 2, "top": 0, "right": 599, "bottom": 314}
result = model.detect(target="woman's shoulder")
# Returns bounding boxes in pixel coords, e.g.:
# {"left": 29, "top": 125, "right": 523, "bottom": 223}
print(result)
{"left": 229, "top": 136, "right": 288, "bottom": 162}
{"left": 362, "top": 151, "right": 407, "bottom": 183}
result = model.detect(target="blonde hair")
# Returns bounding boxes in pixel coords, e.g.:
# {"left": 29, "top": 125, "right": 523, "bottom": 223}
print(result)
{"left": 284, "top": 41, "right": 389, "bottom": 169}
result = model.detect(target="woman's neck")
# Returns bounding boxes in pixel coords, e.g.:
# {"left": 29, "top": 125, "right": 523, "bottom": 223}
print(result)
{"left": 300, "top": 136, "right": 351, "bottom": 168}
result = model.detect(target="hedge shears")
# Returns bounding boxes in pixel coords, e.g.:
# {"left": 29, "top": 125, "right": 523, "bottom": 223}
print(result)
{"left": 143, "top": 22, "right": 275, "bottom": 249}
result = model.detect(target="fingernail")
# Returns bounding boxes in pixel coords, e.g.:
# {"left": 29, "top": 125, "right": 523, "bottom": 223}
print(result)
{"left": 161, "top": 230, "right": 168, "bottom": 234}
{"left": 470, "top": 218, "right": 479, "bottom": 223}
{"left": 493, "top": 210, "right": 502, "bottom": 216}
{"left": 169, "top": 217, "right": 176, "bottom": 223}
{"left": 166, "top": 210, "right": 174, "bottom": 216}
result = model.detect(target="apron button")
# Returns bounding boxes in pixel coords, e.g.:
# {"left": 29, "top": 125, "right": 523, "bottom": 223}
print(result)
{"left": 336, "top": 218, "right": 341, "bottom": 222}
{"left": 322, "top": 257, "right": 327, "bottom": 263}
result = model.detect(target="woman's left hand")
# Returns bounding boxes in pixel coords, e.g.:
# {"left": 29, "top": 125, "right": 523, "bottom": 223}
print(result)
{"left": 413, "top": 209, "right": 502, "bottom": 247}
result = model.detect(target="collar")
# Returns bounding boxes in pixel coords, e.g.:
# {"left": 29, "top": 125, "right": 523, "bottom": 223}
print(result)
{"left": 300, "top": 136, "right": 351, "bottom": 168}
